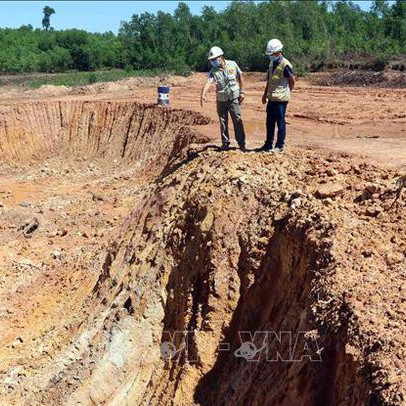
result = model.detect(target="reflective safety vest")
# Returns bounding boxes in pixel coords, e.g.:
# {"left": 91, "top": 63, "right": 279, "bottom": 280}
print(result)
{"left": 267, "top": 57, "right": 293, "bottom": 102}
{"left": 210, "top": 60, "right": 241, "bottom": 102}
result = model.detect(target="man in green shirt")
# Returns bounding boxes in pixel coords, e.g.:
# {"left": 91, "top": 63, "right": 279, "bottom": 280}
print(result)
{"left": 200, "top": 46, "right": 247, "bottom": 152}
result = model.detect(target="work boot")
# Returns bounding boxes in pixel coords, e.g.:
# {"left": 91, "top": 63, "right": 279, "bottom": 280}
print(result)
{"left": 258, "top": 143, "right": 272, "bottom": 152}
{"left": 271, "top": 147, "right": 284, "bottom": 154}
{"left": 239, "top": 144, "right": 247, "bottom": 153}
{"left": 219, "top": 143, "right": 230, "bottom": 151}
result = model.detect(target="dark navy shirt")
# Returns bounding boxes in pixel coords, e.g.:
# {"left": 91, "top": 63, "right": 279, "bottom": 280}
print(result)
{"left": 272, "top": 59, "right": 294, "bottom": 78}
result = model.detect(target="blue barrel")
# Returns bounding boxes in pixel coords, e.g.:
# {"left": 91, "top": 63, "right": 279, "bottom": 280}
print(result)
{"left": 157, "top": 85, "right": 170, "bottom": 106}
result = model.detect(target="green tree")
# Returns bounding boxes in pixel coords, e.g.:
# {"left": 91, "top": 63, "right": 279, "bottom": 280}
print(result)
{"left": 372, "top": 0, "right": 390, "bottom": 17}
{"left": 390, "top": 0, "right": 406, "bottom": 43}
{"left": 42, "top": 6, "right": 55, "bottom": 31}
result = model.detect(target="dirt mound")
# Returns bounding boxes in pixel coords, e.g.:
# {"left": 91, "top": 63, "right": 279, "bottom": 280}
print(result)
{"left": 67, "top": 74, "right": 192, "bottom": 96}
{"left": 26, "top": 84, "right": 71, "bottom": 97}
{"left": 315, "top": 70, "right": 406, "bottom": 89}
{"left": 1, "top": 142, "right": 403, "bottom": 404}
{"left": 316, "top": 70, "right": 406, "bottom": 88}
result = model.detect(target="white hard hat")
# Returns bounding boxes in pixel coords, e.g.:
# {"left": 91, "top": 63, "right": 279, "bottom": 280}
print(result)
{"left": 266, "top": 39, "right": 283, "bottom": 55}
{"left": 208, "top": 46, "right": 224, "bottom": 60}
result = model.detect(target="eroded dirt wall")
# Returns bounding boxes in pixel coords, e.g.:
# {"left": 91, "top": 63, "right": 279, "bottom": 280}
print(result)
{"left": 0, "top": 101, "right": 210, "bottom": 171}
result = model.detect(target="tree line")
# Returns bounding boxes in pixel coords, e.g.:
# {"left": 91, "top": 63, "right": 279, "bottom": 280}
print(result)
{"left": 0, "top": 0, "right": 405, "bottom": 74}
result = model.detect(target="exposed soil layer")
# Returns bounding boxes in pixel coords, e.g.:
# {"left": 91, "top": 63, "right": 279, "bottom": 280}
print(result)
{"left": 0, "top": 101, "right": 209, "bottom": 405}
{"left": 0, "top": 84, "right": 405, "bottom": 405}
{"left": 0, "top": 101, "right": 210, "bottom": 175}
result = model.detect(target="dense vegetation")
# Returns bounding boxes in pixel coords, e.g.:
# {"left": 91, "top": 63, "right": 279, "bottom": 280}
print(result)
{"left": 0, "top": 0, "right": 405, "bottom": 75}
{"left": 25, "top": 69, "right": 146, "bottom": 89}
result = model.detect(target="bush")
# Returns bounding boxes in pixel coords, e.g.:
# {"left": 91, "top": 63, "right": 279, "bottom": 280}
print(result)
{"left": 88, "top": 72, "right": 98, "bottom": 84}
{"left": 369, "top": 57, "right": 388, "bottom": 71}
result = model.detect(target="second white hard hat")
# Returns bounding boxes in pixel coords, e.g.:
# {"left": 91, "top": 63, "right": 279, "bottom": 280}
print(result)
{"left": 208, "top": 46, "right": 224, "bottom": 60}
{"left": 266, "top": 39, "right": 283, "bottom": 55}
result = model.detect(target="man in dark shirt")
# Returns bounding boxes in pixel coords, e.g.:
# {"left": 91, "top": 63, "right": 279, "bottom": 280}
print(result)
{"left": 261, "top": 39, "right": 295, "bottom": 153}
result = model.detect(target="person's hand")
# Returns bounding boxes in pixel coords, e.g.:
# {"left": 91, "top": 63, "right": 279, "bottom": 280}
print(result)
{"left": 200, "top": 95, "right": 206, "bottom": 107}
{"left": 262, "top": 94, "right": 267, "bottom": 105}
{"left": 238, "top": 94, "right": 245, "bottom": 104}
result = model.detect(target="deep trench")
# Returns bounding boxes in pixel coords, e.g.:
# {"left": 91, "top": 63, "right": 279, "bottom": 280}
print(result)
{"left": 159, "top": 209, "right": 370, "bottom": 406}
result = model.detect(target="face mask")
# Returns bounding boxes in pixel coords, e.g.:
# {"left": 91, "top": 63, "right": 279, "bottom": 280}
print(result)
{"left": 269, "top": 55, "right": 280, "bottom": 62}
{"left": 210, "top": 59, "right": 220, "bottom": 68}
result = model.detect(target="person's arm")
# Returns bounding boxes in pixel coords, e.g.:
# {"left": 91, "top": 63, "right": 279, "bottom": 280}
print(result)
{"left": 200, "top": 79, "right": 212, "bottom": 107}
{"left": 238, "top": 74, "right": 245, "bottom": 103}
{"left": 262, "top": 69, "right": 269, "bottom": 104}
{"left": 288, "top": 75, "right": 295, "bottom": 91}
{"left": 285, "top": 65, "right": 295, "bottom": 91}
{"left": 235, "top": 63, "right": 245, "bottom": 103}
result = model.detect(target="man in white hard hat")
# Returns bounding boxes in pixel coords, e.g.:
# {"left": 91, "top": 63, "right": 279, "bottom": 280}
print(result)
{"left": 200, "top": 46, "right": 246, "bottom": 151}
{"left": 260, "top": 39, "right": 295, "bottom": 153}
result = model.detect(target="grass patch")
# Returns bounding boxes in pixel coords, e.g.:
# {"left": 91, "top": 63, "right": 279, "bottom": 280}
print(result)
{"left": 26, "top": 69, "right": 163, "bottom": 89}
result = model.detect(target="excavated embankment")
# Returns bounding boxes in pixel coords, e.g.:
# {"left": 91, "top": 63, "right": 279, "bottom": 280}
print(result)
{"left": 0, "top": 101, "right": 210, "bottom": 176}
{"left": 0, "top": 102, "right": 405, "bottom": 406}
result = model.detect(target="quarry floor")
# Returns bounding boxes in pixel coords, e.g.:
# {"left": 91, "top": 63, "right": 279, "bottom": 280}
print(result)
{"left": 0, "top": 72, "right": 404, "bottom": 405}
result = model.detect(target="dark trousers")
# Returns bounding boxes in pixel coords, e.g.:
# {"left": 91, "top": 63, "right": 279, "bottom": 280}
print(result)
{"left": 266, "top": 101, "right": 288, "bottom": 149}
{"left": 217, "top": 99, "right": 246, "bottom": 148}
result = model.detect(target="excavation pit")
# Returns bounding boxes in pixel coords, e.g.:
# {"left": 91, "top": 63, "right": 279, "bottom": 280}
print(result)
{"left": 0, "top": 100, "right": 210, "bottom": 174}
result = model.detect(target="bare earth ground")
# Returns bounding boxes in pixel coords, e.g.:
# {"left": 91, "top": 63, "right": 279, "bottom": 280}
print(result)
{"left": 82, "top": 72, "right": 406, "bottom": 168}
{"left": 0, "top": 73, "right": 404, "bottom": 405}
{"left": 1, "top": 72, "right": 406, "bottom": 167}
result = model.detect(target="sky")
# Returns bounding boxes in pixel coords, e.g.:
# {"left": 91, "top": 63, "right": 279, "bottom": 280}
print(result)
{"left": 0, "top": 1, "right": 376, "bottom": 34}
